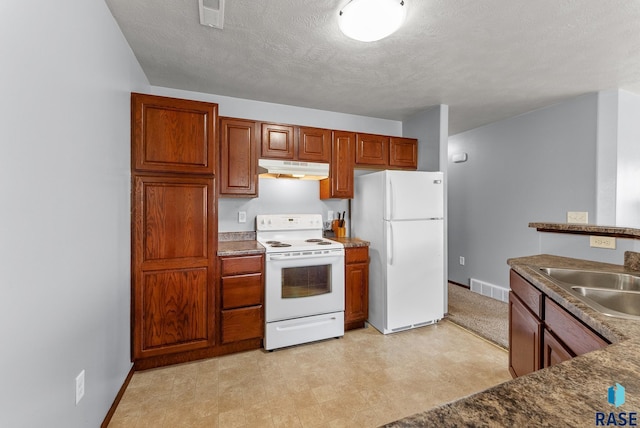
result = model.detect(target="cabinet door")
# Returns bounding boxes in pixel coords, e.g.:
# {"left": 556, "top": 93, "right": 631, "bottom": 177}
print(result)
{"left": 320, "top": 131, "right": 355, "bottom": 199}
{"left": 132, "top": 175, "right": 215, "bottom": 359}
{"left": 355, "top": 133, "right": 388, "bottom": 166}
{"left": 345, "top": 261, "right": 368, "bottom": 327}
{"left": 219, "top": 118, "right": 258, "bottom": 197}
{"left": 509, "top": 292, "right": 542, "bottom": 378}
{"left": 543, "top": 328, "right": 574, "bottom": 368}
{"left": 261, "top": 123, "right": 295, "bottom": 159}
{"left": 389, "top": 137, "right": 417, "bottom": 169}
{"left": 132, "top": 93, "right": 217, "bottom": 175}
{"left": 298, "top": 127, "right": 331, "bottom": 162}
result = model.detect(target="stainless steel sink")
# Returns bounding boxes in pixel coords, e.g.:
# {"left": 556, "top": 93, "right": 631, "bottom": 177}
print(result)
{"left": 570, "top": 287, "right": 640, "bottom": 317}
{"left": 539, "top": 267, "right": 640, "bottom": 291}
{"left": 538, "top": 267, "right": 640, "bottom": 320}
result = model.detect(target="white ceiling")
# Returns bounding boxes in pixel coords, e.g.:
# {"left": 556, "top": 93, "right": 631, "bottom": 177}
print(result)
{"left": 105, "top": 0, "right": 640, "bottom": 135}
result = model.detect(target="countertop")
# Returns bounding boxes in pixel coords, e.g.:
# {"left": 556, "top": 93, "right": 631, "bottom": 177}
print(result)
{"left": 217, "top": 235, "right": 369, "bottom": 256}
{"left": 385, "top": 254, "right": 640, "bottom": 427}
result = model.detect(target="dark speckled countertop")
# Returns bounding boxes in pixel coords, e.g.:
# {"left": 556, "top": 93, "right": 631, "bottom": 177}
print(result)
{"left": 217, "top": 233, "right": 369, "bottom": 256}
{"left": 385, "top": 254, "right": 640, "bottom": 427}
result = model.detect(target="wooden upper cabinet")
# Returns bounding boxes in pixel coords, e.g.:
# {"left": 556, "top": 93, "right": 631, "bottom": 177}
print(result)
{"left": 389, "top": 137, "right": 418, "bottom": 169}
{"left": 298, "top": 127, "right": 331, "bottom": 162}
{"left": 219, "top": 117, "right": 258, "bottom": 197}
{"left": 260, "top": 123, "right": 295, "bottom": 159}
{"left": 132, "top": 93, "right": 217, "bottom": 175}
{"left": 355, "top": 133, "right": 389, "bottom": 166}
{"left": 321, "top": 131, "right": 355, "bottom": 199}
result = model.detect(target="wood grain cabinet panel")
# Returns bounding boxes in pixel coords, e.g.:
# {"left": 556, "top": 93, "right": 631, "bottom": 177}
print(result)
{"left": 261, "top": 123, "right": 295, "bottom": 159}
{"left": 140, "top": 268, "right": 210, "bottom": 355}
{"left": 344, "top": 246, "right": 369, "bottom": 330}
{"left": 508, "top": 291, "right": 542, "bottom": 378}
{"left": 321, "top": 131, "right": 355, "bottom": 199}
{"left": 544, "top": 298, "right": 608, "bottom": 357}
{"left": 132, "top": 175, "right": 215, "bottom": 360}
{"left": 355, "top": 133, "right": 389, "bottom": 166}
{"left": 509, "top": 269, "right": 611, "bottom": 379}
{"left": 389, "top": 137, "right": 418, "bottom": 169}
{"left": 132, "top": 93, "right": 217, "bottom": 175}
{"left": 218, "top": 254, "right": 265, "bottom": 346}
{"left": 219, "top": 117, "right": 258, "bottom": 197}
{"left": 543, "top": 328, "right": 573, "bottom": 368}
{"left": 298, "top": 127, "right": 331, "bottom": 162}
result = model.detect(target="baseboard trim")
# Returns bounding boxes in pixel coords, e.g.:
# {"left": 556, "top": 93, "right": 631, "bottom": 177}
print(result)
{"left": 448, "top": 280, "right": 470, "bottom": 289}
{"left": 101, "top": 366, "right": 134, "bottom": 428}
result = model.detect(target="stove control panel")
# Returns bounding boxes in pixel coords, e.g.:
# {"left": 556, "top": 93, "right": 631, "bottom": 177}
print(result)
{"left": 256, "top": 214, "right": 323, "bottom": 231}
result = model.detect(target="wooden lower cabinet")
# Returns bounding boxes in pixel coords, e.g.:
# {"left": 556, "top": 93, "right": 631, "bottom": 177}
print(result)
{"left": 345, "top": 246, "right": 369, "bottom": 330}
{"left": 219, "top": 254, "right": 265, "bottom": 344}
{"left": 508, "top": 291, "right": 541, "bottom": 378}
{"left": 131, "top": 175, "right": 217, "bottom": 367}
{"left": 509, "top": 270, "right": 610, "bottom": 378}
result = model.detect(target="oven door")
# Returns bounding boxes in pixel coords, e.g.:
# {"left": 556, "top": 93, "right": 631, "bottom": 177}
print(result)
{"left": 265, "top": 250, "right": 345, "bottom": 322}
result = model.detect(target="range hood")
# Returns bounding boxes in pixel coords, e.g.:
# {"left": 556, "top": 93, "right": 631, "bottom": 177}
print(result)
{"left": 258, "top": 159, "right": 329, "bottom": 180}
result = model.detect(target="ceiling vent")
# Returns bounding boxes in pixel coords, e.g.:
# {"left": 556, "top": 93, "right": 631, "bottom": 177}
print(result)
{"left": 198, "top": 0, "right": 225, "bottom": 29}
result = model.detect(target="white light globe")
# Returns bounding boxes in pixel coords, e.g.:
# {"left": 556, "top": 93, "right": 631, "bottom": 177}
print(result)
{"left": 339, "top": 0, "right": 407, "bottom": 42}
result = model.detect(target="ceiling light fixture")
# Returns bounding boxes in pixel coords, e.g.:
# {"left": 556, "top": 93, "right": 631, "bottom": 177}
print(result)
{"left": 339, "top": 0, "right": 406, "bottom": 42}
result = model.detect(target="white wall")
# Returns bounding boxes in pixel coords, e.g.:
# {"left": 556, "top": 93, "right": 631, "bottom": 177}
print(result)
{"left": 448, "top": 94, "right": 600, "bottom": 290}
{"left": 0, "top": 1, "right": 149, "bottom": 427}
{"left": 616, "top": 90, "right": 640, "bottom": 228}
{"left": 150, "top": 86, "right": 402, "bottom": 233}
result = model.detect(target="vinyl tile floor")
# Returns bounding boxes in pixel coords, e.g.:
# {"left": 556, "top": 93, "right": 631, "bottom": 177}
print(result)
{"left": 108, "top": 320, "right": 511, "bottom": 428}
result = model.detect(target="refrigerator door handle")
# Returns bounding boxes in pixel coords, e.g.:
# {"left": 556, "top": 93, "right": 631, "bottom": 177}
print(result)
{"left": 388, "top": 222, "right": 394, "bottom": 265}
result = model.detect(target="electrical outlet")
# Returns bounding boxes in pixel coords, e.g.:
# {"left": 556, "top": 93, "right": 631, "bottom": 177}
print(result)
{"left": 459, "top": 256, "right": 465, "bottom": 266}
{"left": 75, "top": 370, "right": 85, "bottom": 405}
{"left": 238, "top": 211, "right": 246, "bottom": 223}
{"left": 567, "top": 211, "right": 588, "bottom": 224}
{"left": 590, "top": 236, "right": 616, "bottom": 249}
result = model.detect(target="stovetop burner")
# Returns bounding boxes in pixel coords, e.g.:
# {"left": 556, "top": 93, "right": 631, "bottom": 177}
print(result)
{"left": 256, "top": 214, "right": 344, "bottom": 253}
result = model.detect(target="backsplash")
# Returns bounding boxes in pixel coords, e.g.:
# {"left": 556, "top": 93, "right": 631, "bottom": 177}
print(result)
{"left": 624, "top": 251, "right": 640, "bottom": 270}
{"left": 218, "top": 178, "right": 348, "bottom": 233}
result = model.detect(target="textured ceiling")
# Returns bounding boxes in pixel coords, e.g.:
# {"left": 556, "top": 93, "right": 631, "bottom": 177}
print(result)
{"left": 105, "top": 0, "right": 640, "bottom": 135}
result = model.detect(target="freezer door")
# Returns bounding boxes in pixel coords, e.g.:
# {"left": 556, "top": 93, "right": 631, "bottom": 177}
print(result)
{"left": 384, "top": 171, "right": 443, "bottom": 220}
{"left": 385, "top": 219, "right": 444, "bottom": 331}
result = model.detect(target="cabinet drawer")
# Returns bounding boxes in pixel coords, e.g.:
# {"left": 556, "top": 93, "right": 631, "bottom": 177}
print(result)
{"left": 510, "top": 270, "right": 543, "bottom": 318}
{"left": 346, "top": 247, "right": 369, "bottom": 264}
{"left": 221, "top": 306, "right": 264, "bottom": 343}
{"left": 544, "top": 298, "right": 609, "bottom": 357}
{"left": 221, "top": 255, "right": 263, "bottom": 276}
{"left": 222, "top": 273, "right": 263, "bottom": 309}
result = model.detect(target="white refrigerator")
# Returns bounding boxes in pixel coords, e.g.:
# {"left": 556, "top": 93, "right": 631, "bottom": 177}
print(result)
{"left": 353, "top": 170, "right": 444, "bottom": 334}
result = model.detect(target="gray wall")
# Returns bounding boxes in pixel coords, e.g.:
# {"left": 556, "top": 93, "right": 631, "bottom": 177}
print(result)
{"left": 447, "top": 94, "right": 601, "bottom": 289}
{"left": 0, "top": 1, "right": 149, "bottom": 427}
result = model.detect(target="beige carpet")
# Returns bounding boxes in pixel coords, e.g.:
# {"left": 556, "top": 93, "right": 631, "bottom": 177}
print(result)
{"left": 446, "top": 283, "right": 509, "bottom": 349}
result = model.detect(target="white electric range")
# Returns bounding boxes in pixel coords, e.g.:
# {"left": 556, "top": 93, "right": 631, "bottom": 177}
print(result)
{"left": 256, "top": 214, "right": 345, "bottom": 350}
